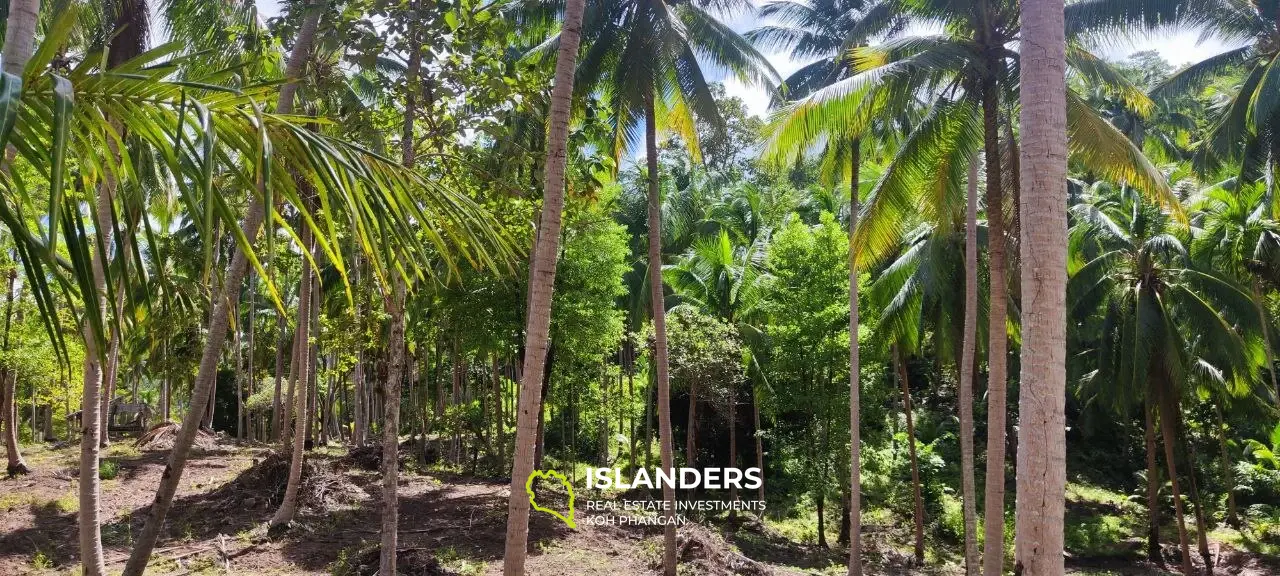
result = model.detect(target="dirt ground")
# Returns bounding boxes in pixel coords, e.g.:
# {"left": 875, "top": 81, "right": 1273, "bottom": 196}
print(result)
{"left": 2, "top": 437, "right": 1277, "bottom": 575}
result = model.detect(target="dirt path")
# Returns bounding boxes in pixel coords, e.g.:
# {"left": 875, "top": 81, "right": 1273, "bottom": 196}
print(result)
{"left": 4, "top": 440, "right": 1279, "bottom": 575}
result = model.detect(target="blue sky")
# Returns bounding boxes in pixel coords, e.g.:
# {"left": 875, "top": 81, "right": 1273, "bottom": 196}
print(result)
{"left": 253, "top": 0, "right": 1241, "bottom": 118}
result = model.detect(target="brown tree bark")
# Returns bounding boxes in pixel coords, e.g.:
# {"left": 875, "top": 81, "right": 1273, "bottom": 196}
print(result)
{"left": 2, "top": 266, "right": 28, "bottom": 476}
{"left": 1146, "top": 397, "right": 1163, "bottom": 564}
{"left": 980, "top": 68, "right": 1009, "bottom": 576}
{"left": 122, "top": 4, "right": 324, "bottom": 572}
{"left": 380, "top": 275, "right": 407, "bottom": 573}
{"left": 645, "top": 90, "right": 679, "bottom": 576}
{"left": 272, "top": 312, "right": 286, "bottom": 441}
{"left": 1157, "top": 386, "right": 1194, "bottom": 576}
{"left": 501, "top": 0, "right": 586, "bottom": 570}
{"left": 959, "top": 158, "right": 980, "bottom": 576}
{"left": 685, "top": 381, "right": 698, "bottom": 467}
{"left": 271, "top": 217, "right": 316, "bottom": 527}
{"left": 1012, "top": 0, "right": 1069, "bottom": 571}
{"left": 1215, "top": 403, "right": 1239, "bottom": 527}
{"left": 895, "top": 347, "right": 925, "bottom": 565}
{"left": 846, "top": 138, "right": 864, "bottom": 576}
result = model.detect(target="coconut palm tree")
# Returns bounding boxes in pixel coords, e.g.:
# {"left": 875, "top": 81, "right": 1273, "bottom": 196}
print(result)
{"left": 1068, "top": 0, "right": 1280, "bottom": 190}
{"left": 1187, "top": 180, "right": 1280, "bottom": 526}
{"left": 1069, "top": 181, "right": 1260, "bottom": 574}
{"left": 665, "top": 224, "right": 768, "bottom": 480}
{"left": 525, "top": 1, "right": 777, "bottom": 571}
{"left": 749, "top": 2, "right": 901, "bottom": 566}
{"left": 871, "top": 214, "right": 979, "bottom": 565}
{"left": 502, "top": 0, "right": 588, "bottom": 572}
{"left": 1190, "top": 181, "right": 1280, "bottom": 401}
{"left": 763, "top": 0, "right": 1173, "bottom": 569}
{"left": 1013, "top": 0, "right": 1069, "bottom": 570}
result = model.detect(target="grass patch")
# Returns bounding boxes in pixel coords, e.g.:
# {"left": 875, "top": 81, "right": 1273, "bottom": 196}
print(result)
{"left": 30, "top": 550, "right": 53, "bottom": 570}
{"left": 1066, "top": 482, "right": 1132, "bottom": 510}
{"left": 1065, "top": 512, "right": 1133, "bottom": 557}
{"left": 105, "top": 443, "right": 141, "bottom": 459}
{"left": 51, "top": 492, "right": 78, "bottom": 514}
{"left": 99, "top": 459, "right": 120, "bottom": 480}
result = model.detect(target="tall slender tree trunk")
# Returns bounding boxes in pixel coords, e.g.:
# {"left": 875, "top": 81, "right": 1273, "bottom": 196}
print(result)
{"left": 235, "top": 303, "right": 245, "bottom": 440}
{"left": 1215, "top": 403, "right": 1239, "bottom": 527}
{"left": 646, "top": 90, "right": 679, "bottom": 576}
{"left": 1251, "top": 280, "right": 1279, "bottom": 404}
{"left": 1179, "top": 414, "right": 1213, "bottom": 576}
{"left": 728, "top": 382, "right": 738, "bottom": 529}
{"left": 100, "top": 308, "right": 123, "bottom": 448}
{"left": 1013, "top": 0, "right": 1069, "bottom": 571}
{"left": 380, "top": 27, "right": 421, "bottom": 570}
{"left": 248, "top": 273, "right": 255, "bottom": 439}
{"left": 1145, "top": 397, "right": 1163, "bottom": 564}
{"left": 271, "top": 217, "right": 316, "bottom": 527}
{"left": 981, "top": 71, "right": 1009, "bottom": 576}
{"left": 2, "top": 267, "right": 29, "bottom": 476}
{"left": 895, "top": 346, "right": 925, "bottom": 565}
{"left": 747, "top": 386, "right": 757, "bottom": 509}
{"left": 380, "top": 275, "right": 407, "bottom": 573}
{"left": 493, "top": 353, "right": 505, "bottom": 469}
{"left": 283, "top": 312, "right": 301, "bottom": 446}
{"left": 272, "top": 313, "right": 286, "bottom": 440}
{"left": 77, "top": 149, "right": 116, "bottom": 576}
{"left": 685, "top": 381, "right": 698, "bottom": 467}
{"left": 1, "top": 0, "right": 38, "bottom": 81}
{"left": 846, "top": 138, "right": 863, "bottom": 576}
{"left": 123, "top": 4, "right": 324, "bottom": 572}
{"left": 959, "top": 158, "right": 980, "bottom": 576}
{"left": 501, "top": 0, "right": 585, "bottom": 570}
{"left": 1157, "top": 385, "right": 1194, "bottom": 576}
{"left": 306, "top": 271, "right": 320, "bottom": 447}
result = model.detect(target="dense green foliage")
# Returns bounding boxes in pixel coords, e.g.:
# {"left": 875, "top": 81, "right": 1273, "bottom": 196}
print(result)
{"left": 1, "top": 0, "right": 1280, "bottom": 571}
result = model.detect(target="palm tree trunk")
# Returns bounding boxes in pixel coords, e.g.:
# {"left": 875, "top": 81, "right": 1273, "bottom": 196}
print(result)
{"left": 959, "top": 157, "right": 980, "bottom": 576}
{"left": 728, "top": 382, "right": 738, "bottom": 529}
{"left": 247, "top": 273, "right": 255, "bottom": 438}
{"left": 846, "top": 138, "right": 863, "bottom": 576}
{"left": 272, "top": 310, "right": 285, "bottom": 440}
{"left": 646, "top": 90, "right": 679, "bottom": 576}
{"left": 754, "top": 383, "right": 764, "bottom": 510}
{"left": 283, "top": 313, "right": 301, "bottom": 446}
{"left": 2, "top": 267, "right": 29, "bottom": 476}
{"left": 1146, "top": 397, "right": 1163, "bottom": 564}
{"left": 980, "top": 71, "right": 1009, "bottom": 576}
{"left": 492, "top": 353, "right": 504, "bottom": 469}
{"left": 1251, "top": 280, "right": 1278, "bottom": 404}
{"left": 100, "top": 307, "right": 123, "bottom": 448}
{"left": 501, "top": 0, "right": 585, "bottom": 570}
{"left": 271, "top": 219, "right": 315, "bottom": 527}
{"left": 306, "top": 274, "right": 320, "bottom": 447}
{"left": 1157, "top": 386, "right": 1194, "bottom": 576}
{"left": 1, "top": 0, "right": 38, "bottom": 78}
{"left": 122, "top": 4, "right": 323, "bottom": 572}
{"left": 1012, "top": 0, "right": 1069, "bottom": 571}
{"left": 685, "top": 381, "right": 698, "bottom": 467}
{"left": 1179, "top": 415, "right": 1213, "bottom": 575}
{"left": 894, "top": 346, "right": 925, "bottom": 565}
{"left": 1215, "top": 402, "right": 1239, "bottom": 527}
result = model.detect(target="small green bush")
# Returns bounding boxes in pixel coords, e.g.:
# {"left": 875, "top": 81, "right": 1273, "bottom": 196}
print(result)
{"left": 99, "top": 460, "right": 119, "bottom": 480}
